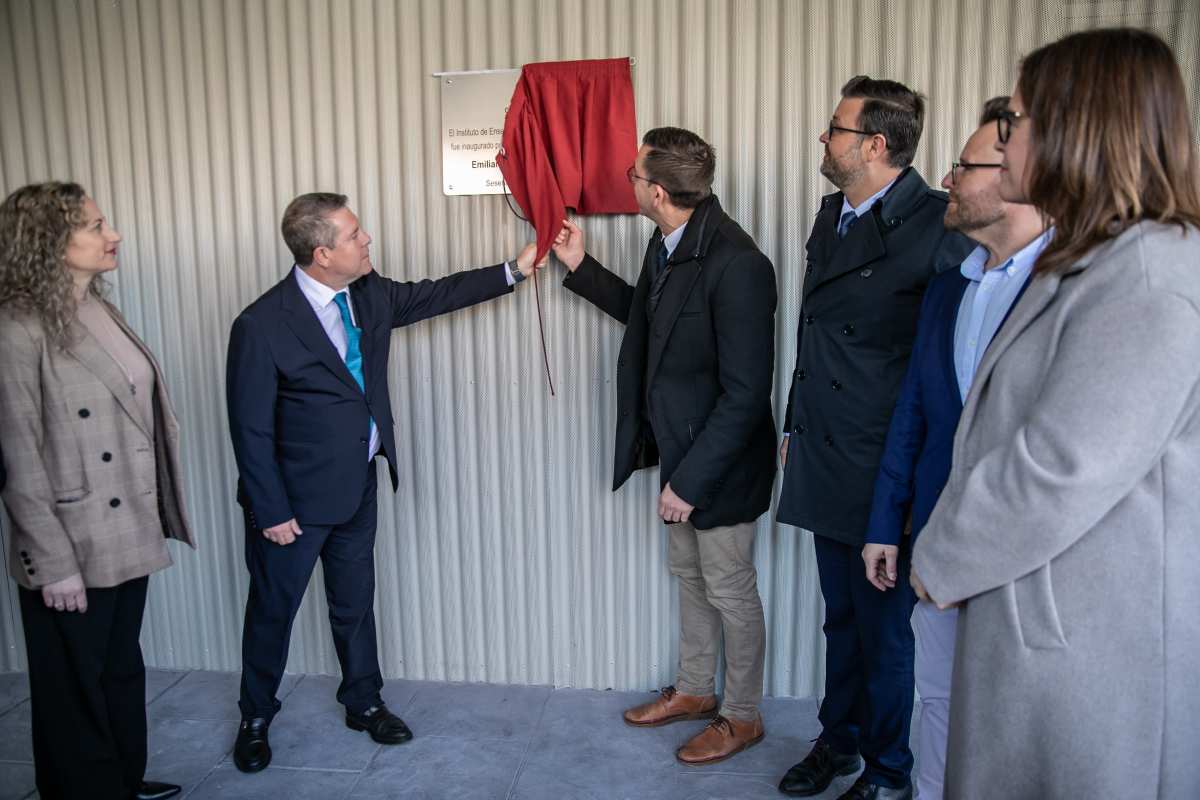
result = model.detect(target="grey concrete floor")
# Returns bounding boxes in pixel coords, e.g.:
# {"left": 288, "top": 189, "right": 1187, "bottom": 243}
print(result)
{"left": 0, "top": 669, "right": 911, "bottom": 800}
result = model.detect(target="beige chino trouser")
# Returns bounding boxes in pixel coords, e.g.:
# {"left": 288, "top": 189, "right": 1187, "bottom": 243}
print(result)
{"left": 667, "top": 520, "right": 766, "bottom": 722}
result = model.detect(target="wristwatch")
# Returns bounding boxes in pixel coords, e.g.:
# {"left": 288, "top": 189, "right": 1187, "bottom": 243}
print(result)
{"left": 508, "top": 259, "right": 527, "bottom": 284}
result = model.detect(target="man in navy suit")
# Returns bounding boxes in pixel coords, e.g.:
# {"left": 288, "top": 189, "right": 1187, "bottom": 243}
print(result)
{"left": 225, "top": 192, "right": 541, "bottom": 773}
{"left": 861, "top": 99, "right": 1050, "bottom": 800}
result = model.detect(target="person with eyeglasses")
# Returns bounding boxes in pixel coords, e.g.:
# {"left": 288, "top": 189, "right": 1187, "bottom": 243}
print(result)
{"left": 859, "top": 97, "right": 1050, "bottom": 800}
{"left": 552, "top": 127, "right": 778, "bottom": 767}
{"left": 776, "top": 76, "right": 972, "bottom": 800}
{"left": 911, "top": 28, "right": 1200, "bottom": 800}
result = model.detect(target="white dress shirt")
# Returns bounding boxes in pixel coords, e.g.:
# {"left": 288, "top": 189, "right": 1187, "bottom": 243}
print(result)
{"left": 292, "top": 265, "right": 380, "bottom": 461}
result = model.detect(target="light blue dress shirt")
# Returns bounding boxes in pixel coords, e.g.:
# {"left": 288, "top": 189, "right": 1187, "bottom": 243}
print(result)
{"left": 953, "top": 229, "right": 1053, "bottom": 400}
{"left": 838, "top": 175, "right": 900, "bottom": 225}
{"left": 662, "top": 220, "right": 688, "bottom": 258}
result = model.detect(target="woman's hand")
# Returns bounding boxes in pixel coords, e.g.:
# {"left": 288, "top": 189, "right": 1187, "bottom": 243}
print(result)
{"left": 42, "top": 573, "right": 88, "bottom": 613}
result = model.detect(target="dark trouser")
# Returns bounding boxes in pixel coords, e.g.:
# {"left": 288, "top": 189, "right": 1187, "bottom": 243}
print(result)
{"left": 238, "top": 463, "right": 383, "bottom": 721}
{"left": 19, "top": 575, "right": 150, "bottom": 800}
{"left": 813, "top": 535, "right": 917, "bottom": 789}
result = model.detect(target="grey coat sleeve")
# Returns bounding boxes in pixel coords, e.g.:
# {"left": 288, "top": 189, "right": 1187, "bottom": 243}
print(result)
{"left": 913, "top": 286, "right": 1200, "bottom": 606}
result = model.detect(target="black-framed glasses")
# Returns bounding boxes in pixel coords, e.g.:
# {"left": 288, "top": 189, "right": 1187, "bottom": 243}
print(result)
{"left": 950, "top": 160, "right": 1003, "bottom": 184}
{"left": 626, "top": 164, "right": 659, "bottom": 186}
{"left": 996, "top": 110, "right": 1029, "bottom": 144}
{"left": 827, "top": 122, "right": 876, "bottom": 140}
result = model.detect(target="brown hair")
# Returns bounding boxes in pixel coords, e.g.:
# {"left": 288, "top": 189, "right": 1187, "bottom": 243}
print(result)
{"left": 1017, "top": 28, "right": 1200, "bottom": 274}
{"left": 0, "top": 181, "right": 101, "bottom": 345}
{"left": 641, "top": 127, "right": 715, "bottom": 209}
{"left": 841, "top": 75, "right": 926, "bottom": 168}
{"left": 281, "top": 192, "right": 348, "bottom": 266}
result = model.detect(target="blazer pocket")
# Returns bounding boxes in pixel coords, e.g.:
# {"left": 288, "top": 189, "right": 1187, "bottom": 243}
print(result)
{"left": 54, "top": 488, "right": 91, "bottom": 504}
{"left": 1012, "top": 563, "right": 1069, "bottom": 650}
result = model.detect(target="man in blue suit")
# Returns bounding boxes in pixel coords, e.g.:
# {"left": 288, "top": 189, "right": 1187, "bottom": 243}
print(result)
{"left": 225, "top": 192, "right": 541, "bottom": 773}
{"left": 861, "top": 99, "right": 1051, "bottom": 800}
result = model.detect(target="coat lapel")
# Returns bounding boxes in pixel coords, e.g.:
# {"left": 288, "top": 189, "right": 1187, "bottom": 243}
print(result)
{"left": 645, "top": 259, "right": 703, "bottom": 383}
{"left": 955, "top": 271, "right": 1063, "bottom": 449}
{"left": 105, "top": 301, "right": 179, "bottom": 429}
{"left": 807, "top": 168, "right": 934, "bottom": 293}
{"left": 280, "top": 272, "right": 362, "bottom": 394}
{"left": 940, "top": 274, "right": 970, "bottom": 407}
{"left": 643, "top": 197, "right": 719, "bottom": 383}
{"left": 65, "top": 317, "right": 153, "bottom": 439}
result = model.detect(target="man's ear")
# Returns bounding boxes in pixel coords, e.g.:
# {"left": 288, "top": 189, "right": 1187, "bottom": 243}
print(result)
{"left": 865, "top": 133, "right": 890, "bottom": 164}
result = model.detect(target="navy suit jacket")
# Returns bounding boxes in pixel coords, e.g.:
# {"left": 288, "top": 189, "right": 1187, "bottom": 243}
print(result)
{"left": 865, "top": 264, "right": 1030, "bottom": 546}
{"left": 865, "top": 266, "right": 968, "bottom": 547}
{"left": 226, "top": 264, "right": 511, "bottom": 529}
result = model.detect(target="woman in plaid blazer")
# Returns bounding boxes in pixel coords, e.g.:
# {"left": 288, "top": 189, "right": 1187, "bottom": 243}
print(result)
{"left": 0, "top": 182, "right": 195, "bottom": 800}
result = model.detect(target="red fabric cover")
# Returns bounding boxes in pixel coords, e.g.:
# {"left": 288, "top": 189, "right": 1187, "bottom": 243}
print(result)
{"left": 497, "top": 58, "right": 639, "bottom": 263}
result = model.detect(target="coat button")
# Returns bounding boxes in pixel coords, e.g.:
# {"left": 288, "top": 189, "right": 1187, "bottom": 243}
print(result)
{"left": 27, "top": 567, "right": 36, "bottom": 575}
{"left": 621, "top": 410, "right": 630, "bottom": 417}
{"left": 824, "top": 435, "right": 834, "bottom": 447}
{"left": 796, "top": 425, "right": 806, "bottom": 435}
{"left": 109, "top": 498, "right": 121, "bottom": 508}
{"left": 794, "top": 369, "right": 807, "bottom": 381}
{"left": 618, "top": 360, "right": 626, "bottom": 368}
{"left": 860, "top": 269, "right": 873, "bottom": 279}
{"left": 101, "top": 452, "right": 113, "bottom": 462}
{"left": 78, "top": 408, "right": 91, "bottom": 418}
{"left": 842, "top": 324, "right": 855, "bottom": 336}
{"left": 359, "top": 437, "right": 368, "bottom": 444}
{"left": 804, "top": 314, "right": 814, "bottom": 325}
{"left": 831, "top": 379, "right": 843, "bottom": 391}
{"left": 19, "top": 550, "right": 28, "bottom": 557}
{"left": 805, "top": 263, "right": 814, "bottom": 275}
{"left": 22, "top": 557, "right": 31, "bottom": 565}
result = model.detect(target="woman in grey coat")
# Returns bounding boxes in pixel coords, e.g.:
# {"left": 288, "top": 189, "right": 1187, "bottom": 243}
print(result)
{"left": 911, "top": 28, "right": 1200, "bottom": 800}
{"left": 0, "top": 182, "right": 195, "bottom": 800}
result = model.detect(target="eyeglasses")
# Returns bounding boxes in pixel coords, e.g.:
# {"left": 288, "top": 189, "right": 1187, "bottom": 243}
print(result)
{"left": 996, "top": 110, "right": 1029, "bottom": 144}
{"left": 827, "top": 122, "right": 876, "bottom": 140}
{"left": 626, "top": 165, "right": 659, "bottom": 186}
{"left": 950, "top": 160, "right": 1003, "bottom": 185}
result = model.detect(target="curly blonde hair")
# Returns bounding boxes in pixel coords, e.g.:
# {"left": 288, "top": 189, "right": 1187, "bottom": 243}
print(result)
{"left": 0, "top": 181, "right": 108, "bottom": 345}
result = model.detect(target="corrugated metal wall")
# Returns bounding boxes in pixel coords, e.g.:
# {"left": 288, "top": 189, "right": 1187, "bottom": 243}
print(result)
{"left": 1, "top": 0, "right": 1196, "bottom": 698}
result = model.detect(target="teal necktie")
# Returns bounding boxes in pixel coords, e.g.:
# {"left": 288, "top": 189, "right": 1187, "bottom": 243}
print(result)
{"left": 332, "top": 292, "right": 364, "bottom": 391}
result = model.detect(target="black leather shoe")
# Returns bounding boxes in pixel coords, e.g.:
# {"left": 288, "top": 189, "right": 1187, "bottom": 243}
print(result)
{"left": 836, "top": 776, "right": 913, "bottom": 799}
{"left": 233, "top": 717, "right": 272, "bottom": 773}
{"left": 346, "top": 704, "right": 413, "bottom": 744}
{"left": 135, "top": 781, "right": 181, "bottom": 800}
{"left": 778, "top": 740, "right": 862, "bottom": 796}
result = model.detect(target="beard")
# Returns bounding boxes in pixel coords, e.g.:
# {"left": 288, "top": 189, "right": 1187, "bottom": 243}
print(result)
{"left": 820, "top": 150, "right": 867, "bottom": 191}
{"left": 944, "top": 192, "right": 1006, "bottom": 232}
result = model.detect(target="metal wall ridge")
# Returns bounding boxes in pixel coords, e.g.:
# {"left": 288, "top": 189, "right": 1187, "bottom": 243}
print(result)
{"left": 1, "top": 0, "right": 1196, "bottom": 699}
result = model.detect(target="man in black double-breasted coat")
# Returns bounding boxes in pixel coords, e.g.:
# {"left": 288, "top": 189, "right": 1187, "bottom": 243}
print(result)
{"left": 553, "top": 127, "right": 777, "bottom": 767}
{"left": 776, "top": 78, "right": 972, "bottom": 800}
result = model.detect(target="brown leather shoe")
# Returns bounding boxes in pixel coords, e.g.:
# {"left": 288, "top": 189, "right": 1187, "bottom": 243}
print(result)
{"left": 623, "top": 685, "right": 718, "bottom": 727}
{"left": 676, "top": 714, "right": 765, "bottom": 765}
